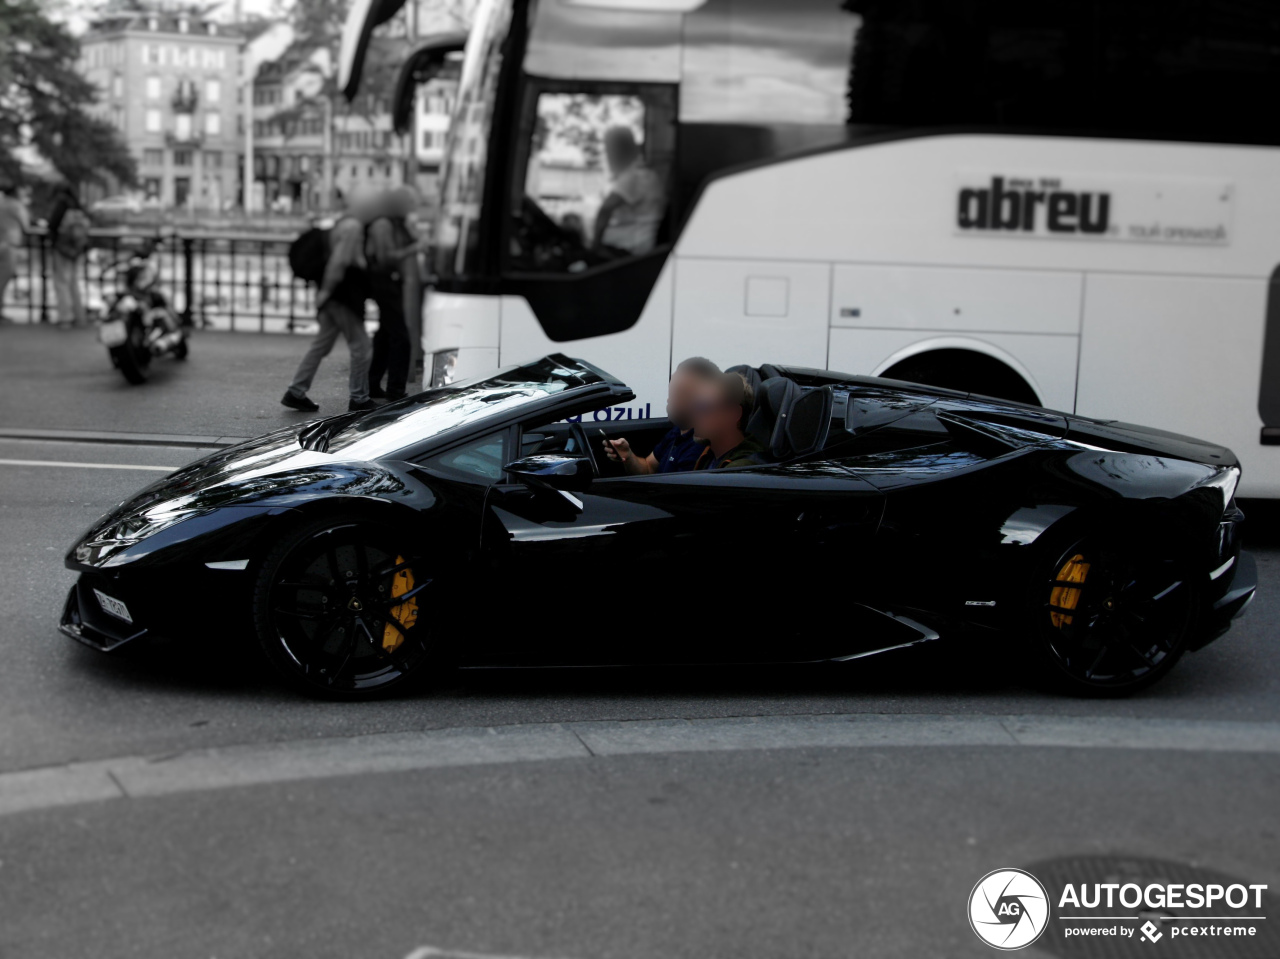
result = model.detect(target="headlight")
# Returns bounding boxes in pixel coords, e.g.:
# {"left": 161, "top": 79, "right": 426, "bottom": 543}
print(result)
{"left": 74, "top": 507, "right": 205, "bottom": 566}
{"left": 430, "top": 349, "right": 458, "bottom": 388}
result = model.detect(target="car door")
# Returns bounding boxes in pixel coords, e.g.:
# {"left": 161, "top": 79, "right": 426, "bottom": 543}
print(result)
{"left": 481, "top": 460, "right": 886, "bottom": 666}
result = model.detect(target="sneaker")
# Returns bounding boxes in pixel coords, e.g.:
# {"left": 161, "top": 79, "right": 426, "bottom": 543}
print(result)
{"left": 281, "top": 391, "right": 319, "bottom": 412}
{"left": 348, "top": 398, "right": 378, "bottom": 412}
{"left": 385, "top": 390, "right": 408, "bottom": 401}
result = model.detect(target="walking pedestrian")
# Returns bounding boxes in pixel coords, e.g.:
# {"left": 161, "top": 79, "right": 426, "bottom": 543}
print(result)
{"left": 0, "top": 183, "right": 31, "bottom": 325}
{"left": 366, "top": 187, "right": 424, "bottom": 401}
{"left": 48, "top": 185, "right": 89, "bottom": 327}
{"left": 281, "top": 200, "right": 376, "bottom": 413}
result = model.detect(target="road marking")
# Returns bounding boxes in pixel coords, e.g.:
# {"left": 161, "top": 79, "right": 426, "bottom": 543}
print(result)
{"left": 3, "top": 713, "right": 1280, "bottom": 819}
{"left": 405, "top": 947, "right": 578, "bottom": 959}
{"left": 0, "top": 458, "right": 175, "bottom": 472}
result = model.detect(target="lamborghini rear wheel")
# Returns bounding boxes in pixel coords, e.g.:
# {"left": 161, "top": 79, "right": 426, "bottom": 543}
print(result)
{"left": 1032, "top": 533, "right": 1196, "bottom": 696}
{"left": 252, "top": 517, "right": 432, "bottom": 699}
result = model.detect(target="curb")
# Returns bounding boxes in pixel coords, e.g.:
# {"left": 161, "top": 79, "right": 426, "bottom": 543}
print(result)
{"left": 0, "top": 427, "right": 250, "bottom": 449}
{"left": 3, "top": 712, "right": 1279, "bottom": 819}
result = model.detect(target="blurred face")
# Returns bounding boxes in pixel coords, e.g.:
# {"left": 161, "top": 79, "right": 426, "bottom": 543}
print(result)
{"left": 386, "top": 188, "right": 420, "bottom": 219}
{"left": 666, "top": 368, "right": 704, "bottom": 429}
{"left": 603, "top": 131, "right": 636, "bottom": 175}
{"left": 689, "top": 380, "right": 742, "bottom": 443}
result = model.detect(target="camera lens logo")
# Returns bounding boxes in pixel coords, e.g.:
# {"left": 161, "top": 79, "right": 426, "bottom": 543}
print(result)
{"left": 968, "top": 868, "right": 1050, "bottom": 950}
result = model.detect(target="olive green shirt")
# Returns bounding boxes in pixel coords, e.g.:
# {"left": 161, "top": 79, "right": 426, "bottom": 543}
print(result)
{"left": 694, "top": 436, "right": 766, "bottom": 470}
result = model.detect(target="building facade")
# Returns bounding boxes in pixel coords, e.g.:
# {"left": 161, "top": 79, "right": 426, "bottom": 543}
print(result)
{"left": 251, "top": 44, "right": 457, "bottom": 213}
{"left": 79, "top": 10, "right": 243, "bottom": 209}
{"left": 413, "top": 71, "right": 457, "bottom": 200}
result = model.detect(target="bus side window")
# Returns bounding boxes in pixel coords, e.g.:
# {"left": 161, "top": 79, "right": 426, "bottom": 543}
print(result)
{"left": 509, "top": 86, "right": 677, "bottom": 275}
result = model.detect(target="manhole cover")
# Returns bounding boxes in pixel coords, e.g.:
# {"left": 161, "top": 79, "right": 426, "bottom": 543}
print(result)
{"left": 1027, "top": 855, "right": 1279, "bottom": 957}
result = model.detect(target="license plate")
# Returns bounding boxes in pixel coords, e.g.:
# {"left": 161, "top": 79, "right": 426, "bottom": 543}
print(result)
{"left": 99, "top": 319, "right": 128, "bottom": 348}
{"left": 93, "top": 588, "right": 133, "bottom": 624}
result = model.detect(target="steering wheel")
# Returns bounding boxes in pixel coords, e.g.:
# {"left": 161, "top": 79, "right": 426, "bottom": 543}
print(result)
{"left": 569, "top": 421, "right": 601, "bottom": 478}
{"left": 511, "top": 197, "right": 593, "bottom": 272}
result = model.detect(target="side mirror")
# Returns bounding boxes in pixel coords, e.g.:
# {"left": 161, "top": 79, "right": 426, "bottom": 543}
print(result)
{"left": 505, "top": 452, "right": 593, "bottom": 497}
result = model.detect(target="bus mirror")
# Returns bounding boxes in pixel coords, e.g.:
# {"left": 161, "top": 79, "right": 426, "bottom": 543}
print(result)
{"left": 392, "top": 33, "right": 468, "bottom": 134}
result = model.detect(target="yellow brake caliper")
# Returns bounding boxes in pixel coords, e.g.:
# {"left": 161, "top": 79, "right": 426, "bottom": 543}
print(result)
{"left": 383, "top": 555, "right": 419, "bottom": 651}
{"left": 1050, "top": 553, "right": 1090, "bottom": 629}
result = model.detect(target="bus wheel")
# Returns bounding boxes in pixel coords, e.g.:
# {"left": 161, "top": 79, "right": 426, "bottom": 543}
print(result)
{"left": 881, "top": 349, "right": 1039, "bottom": 406}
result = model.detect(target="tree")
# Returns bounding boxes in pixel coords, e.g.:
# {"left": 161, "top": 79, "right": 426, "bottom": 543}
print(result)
{"left": 0, "top": 0, "right": 137, "bottom": 189}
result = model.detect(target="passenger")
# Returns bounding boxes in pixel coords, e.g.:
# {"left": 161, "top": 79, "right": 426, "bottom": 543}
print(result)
{"left": 592, "top": 126, "right": 666, "bottom": 256}
{"left": 690, "top": 372, "right": 766, "bottom": 470}
{"left": 603, "top": 356, "right": 720, "bottom": 474}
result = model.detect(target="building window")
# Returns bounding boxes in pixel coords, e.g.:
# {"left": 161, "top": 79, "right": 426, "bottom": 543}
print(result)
{"left": 204, "top": 150, "right": 222, "bottom": 169}
{"left": 146, "top": 76, "right": 161, "bottom": 100}
{"left": 143, "top": 148, "right": 163, "bottom": 167}
{"left": 205, "top": 112, "right": 221, "bottom": 136}
{"left": 175, "top": 113, "right": 192, "bottom": 141}
{"left": 111, "top": 73, "right": 123, "bottom": 98}
{"left": 174, "top": 149, "right": 192, "bottom": 168}
{"left": 145, "top": 108, "right": 162, "bottom": 132}
{"left": 143, "top": 177, "right": 161, "bottom": 201}
{"left": 206, "top": 79, "right": 220, "bottom": 103}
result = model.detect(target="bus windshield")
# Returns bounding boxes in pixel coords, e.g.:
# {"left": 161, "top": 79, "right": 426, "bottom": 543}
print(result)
{"left": 433, "top": 0, "right": 514, "bottom": 279}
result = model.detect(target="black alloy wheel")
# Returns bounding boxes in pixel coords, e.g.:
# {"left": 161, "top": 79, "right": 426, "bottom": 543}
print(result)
{"left": 253, "top": 519, "right": 431, "bottom": 698}
{"left": 1036, "top": 534, "right": 1196, "bottom": 696}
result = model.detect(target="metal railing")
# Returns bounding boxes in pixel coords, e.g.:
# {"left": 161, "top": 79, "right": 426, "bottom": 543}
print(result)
{"left": 2, "top": 228, "right": 326, "bottom": 333}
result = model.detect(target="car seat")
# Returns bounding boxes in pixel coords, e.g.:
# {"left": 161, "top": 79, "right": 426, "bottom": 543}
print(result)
{"left": 725, "top": 364, "right": 764, "bottom": 401}
{"left": 745, "top": 377, "right": 802, "bottom": 454}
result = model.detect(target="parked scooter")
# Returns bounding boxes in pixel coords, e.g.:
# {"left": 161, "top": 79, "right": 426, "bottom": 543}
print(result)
{"left": 97, "top": 237, "right": 188, "bottom": 384}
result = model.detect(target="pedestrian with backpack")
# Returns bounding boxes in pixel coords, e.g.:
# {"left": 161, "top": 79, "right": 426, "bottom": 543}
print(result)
{"left": 49, "top": 186, "right": 90, "bottom": 328}
{"left": 281, "top": 199, "right": 377, "bottom": 413}
{"left": 0, "top": 183, "right": 30, "bottom": 325}
{"left": 366, "top": 186, "right": 423, "bottom": 401}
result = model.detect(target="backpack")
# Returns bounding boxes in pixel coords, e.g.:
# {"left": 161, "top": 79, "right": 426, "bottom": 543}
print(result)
{"left": 288, "top": 225, "right": 330, "bottom": 286}
{"left": 55, "top": 207, "right": 90, "bottom": 258}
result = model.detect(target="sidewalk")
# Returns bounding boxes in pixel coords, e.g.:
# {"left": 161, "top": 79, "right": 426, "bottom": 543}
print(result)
{"left": 0, "top": 324, "right": 387, "bottom": 441}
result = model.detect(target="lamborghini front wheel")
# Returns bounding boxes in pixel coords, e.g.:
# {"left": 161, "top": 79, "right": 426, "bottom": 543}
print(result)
{"left": 1033, "top": 533, "right": 1196, "bottom": 696}
{"left": 252, "top": 517, "right": 432, "bottom": 699}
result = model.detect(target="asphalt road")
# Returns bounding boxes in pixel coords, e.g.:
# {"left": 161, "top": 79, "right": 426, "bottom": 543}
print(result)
{"left": 1, "top": 325, "right": 1278, "bottom": 958}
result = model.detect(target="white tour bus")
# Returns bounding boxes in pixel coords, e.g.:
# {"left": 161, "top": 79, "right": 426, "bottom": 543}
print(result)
{"left": 344, "top": 0, "right": 1280, "bottom": 496}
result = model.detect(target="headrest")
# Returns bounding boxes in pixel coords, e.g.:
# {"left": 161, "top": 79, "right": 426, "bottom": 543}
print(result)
{"left": 773, "top": 385, "right": 834, "bottom": 461}
{"left": 725, "top": 364, "right": 763, "bottom": 402}
{"left": 746, "top": 376, "right": 801, "bottom": 453}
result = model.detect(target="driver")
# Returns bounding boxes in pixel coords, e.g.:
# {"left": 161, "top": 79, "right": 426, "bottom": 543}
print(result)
{"left": 603, "top": 357, "right": 719, "bottom": 474}
{"left": 593, "top": 126, "right": 666, "bottom": 256}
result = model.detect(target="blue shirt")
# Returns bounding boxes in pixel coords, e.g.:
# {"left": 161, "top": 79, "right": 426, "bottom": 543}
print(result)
{"left": 651, "top": 425, "right": 705, "bottom": 473}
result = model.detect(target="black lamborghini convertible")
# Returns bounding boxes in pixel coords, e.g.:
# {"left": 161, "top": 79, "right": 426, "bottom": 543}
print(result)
{"left": 61, "top": 355, "right": 1256, "bottom": 698}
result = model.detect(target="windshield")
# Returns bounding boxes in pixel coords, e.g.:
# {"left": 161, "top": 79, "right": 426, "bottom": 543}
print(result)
{"left": 433, "top": 0, "right": 514, "bottom": 279}
{"left": 323, "top": 356, "right": 597, "bottom": 460}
